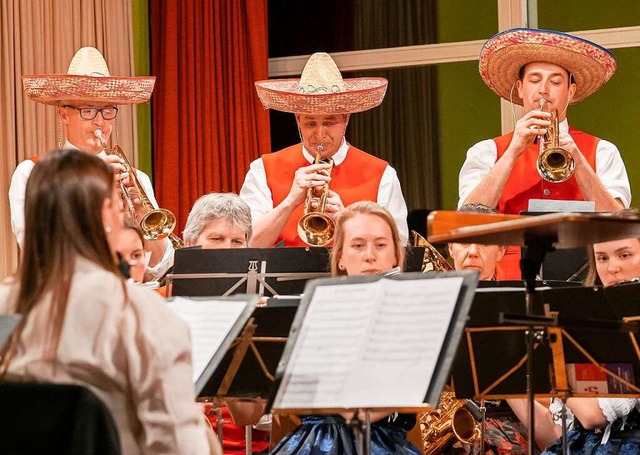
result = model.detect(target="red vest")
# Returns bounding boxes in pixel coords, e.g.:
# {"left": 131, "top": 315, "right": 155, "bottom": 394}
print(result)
{"left": 493, "top": 127, "right": 599, "bottom": 280}
{"left": 263, "top": 144, "right": 388, "bottom": 246}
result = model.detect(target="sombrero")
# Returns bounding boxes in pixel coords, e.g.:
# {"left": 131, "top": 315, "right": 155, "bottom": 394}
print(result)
{"left": 479, "top": 28, "right": 616, "bottom": 105}
{"left": 255, "top": 52, "right": 387, "bottom": 114}
{"left": 22, "top": 47, "right": 155, "bottom": 105}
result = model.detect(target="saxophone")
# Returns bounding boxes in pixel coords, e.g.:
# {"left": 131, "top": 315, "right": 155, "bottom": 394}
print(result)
{"left": 408, "top": 238, "right": 481, "bottom": 453}
{"left": 420, "top": 387, "right": 481, "bottom": 454}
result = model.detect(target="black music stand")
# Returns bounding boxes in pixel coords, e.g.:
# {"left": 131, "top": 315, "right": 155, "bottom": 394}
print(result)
{"left": 452, "top": 283, "right": 640, "bottom": 399}
{"left": 269, "top": 271, "right": 478, "bottom": 455}
{"left": 170, "top": 247, "right": 331, "bottom": 297}
{"left": 189, "top": 297, "right": 301, "bottom": 455}
{"left": 169, "top": 246, "right": 428, "bottom": 297}
{"left": 197, "top": 298, "right": 301, "bottom": 400}
{"left": 428, "top": 211, "right": 640, "bottom": 455}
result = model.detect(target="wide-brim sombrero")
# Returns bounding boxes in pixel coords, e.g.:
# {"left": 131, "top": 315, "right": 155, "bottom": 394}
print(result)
{"left": 22, "top": 47, "right": 155, "bottom": 105}
{"left": 255, "top": 52, "right": 388, "bottom": 114}
{"left": 479, "top": 28, "right": 616, "bottom": 105}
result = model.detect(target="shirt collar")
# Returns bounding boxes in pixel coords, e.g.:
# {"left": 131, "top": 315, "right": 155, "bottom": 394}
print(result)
{"left": 301, "top": 138, "right": 349, "bottom": 165}
{"left": 559, "top": 118, "right": 569, "bottom": 133}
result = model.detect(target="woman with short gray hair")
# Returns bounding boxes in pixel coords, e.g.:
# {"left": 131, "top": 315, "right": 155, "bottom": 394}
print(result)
{"left": 183, "top": 193, "right": 252, "bottom": 248}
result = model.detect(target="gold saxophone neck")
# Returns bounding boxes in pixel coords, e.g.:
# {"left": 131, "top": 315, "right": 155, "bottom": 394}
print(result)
{"left": 411, "top": 230, "right": 453, "bottom": 272}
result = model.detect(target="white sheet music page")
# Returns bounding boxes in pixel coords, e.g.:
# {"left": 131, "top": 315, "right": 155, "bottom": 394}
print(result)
{"left": 167, "top": 297, "right": 247, "bottom": 383}
{"left": 275, "top": 276, "right": 464, "bottom": 410}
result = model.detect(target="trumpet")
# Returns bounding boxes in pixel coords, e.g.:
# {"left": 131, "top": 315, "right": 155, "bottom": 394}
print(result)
{"left": 296, "top": 143, "right": 336, "bottom": 246}
{"left": 95, "top": 130, "right": 184, "bottom": 249}
{"left": 536, "top": 98, "right": 575, "bottom": 183}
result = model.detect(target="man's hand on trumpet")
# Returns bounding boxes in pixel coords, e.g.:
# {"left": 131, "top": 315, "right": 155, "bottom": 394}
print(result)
{"left": 310, "top": 189, "right": 345, "bottom": 218}
{"left": 286, "top": 162, "right": 332, "bottom": 206}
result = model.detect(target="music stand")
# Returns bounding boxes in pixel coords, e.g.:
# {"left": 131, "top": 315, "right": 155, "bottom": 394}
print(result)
{"left": 269, "top": 271, "right": 479, "bottom": 455}
{"left": 428, "top": 211, "right": 640, "bottom": 455}
{"left": 169, "top": 247, "right": 428, "bottom": 297}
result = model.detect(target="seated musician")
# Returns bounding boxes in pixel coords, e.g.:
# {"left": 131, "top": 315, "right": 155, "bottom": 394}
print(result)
{"left": 183, "top": 192, "right": 252, "bottom": 249}
{"left": 116, "top": 220, "right": 149, "bottom": 284}
{"left": 448, "top": 203, "right": 507, "bottom": 281}
{"left": 272, "top": 201, "right": 420, "bottom": 455}
{"left": 0, "top": 150, "right": 220, "bottom": 454}
{"left": 443, "top": 204, "right": 529, "bottom": 454}
{"left": 536, "top": 209, "right": 640, "bottom": 455}
{"left": 506, "top": 209, "right": 640, "bottom": 454}
{"left": 164, "top": 192, "right": 270, "bottom": 454}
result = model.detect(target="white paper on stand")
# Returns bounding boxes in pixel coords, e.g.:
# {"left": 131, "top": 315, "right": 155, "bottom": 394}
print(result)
{"left": 167, "top": 297, "right": 247, "bottom": 383}
{"left": 275, "top": 276, "right": 464, "bottom": 410}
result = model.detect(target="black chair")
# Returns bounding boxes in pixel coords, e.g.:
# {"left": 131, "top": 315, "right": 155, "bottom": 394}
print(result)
{"left": 0, "top": 382, "right": 121, "bottom": 455}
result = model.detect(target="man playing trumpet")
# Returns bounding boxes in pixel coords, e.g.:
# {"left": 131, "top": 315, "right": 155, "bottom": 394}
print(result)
{"left": 11, "top": 47, "right": 171, "bottom": 278}
{"left": 240, "top": 52, "right": 408, "bottom": 247}
{"left": 459, "top": 28, "right": 630, "bottom": 279}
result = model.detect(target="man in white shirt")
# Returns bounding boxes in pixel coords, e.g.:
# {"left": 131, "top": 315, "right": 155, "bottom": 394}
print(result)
{"left": 12, "top": 47, "right": 171, "bottom": 279}
{"left": 240, "top": 52, "right": 408, "bottom": 247}
{"left": 458, "top": 28, "right": 630, "bottom": 279}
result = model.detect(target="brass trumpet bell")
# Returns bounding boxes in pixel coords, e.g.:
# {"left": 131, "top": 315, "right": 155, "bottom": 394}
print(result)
{"left": 297, "top": 212, "right": 335, "bottom": 246}
{"left": 536, "top": 100, "right": 575, "bottom": 183}
{"left": 297, "top": 152, "right": 335, "bottom": 247}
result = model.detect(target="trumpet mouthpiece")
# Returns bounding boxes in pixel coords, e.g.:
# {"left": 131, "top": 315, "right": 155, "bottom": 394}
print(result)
{"left": 538, "top": 98, "right": 547, "bottom": 109}
{"left": 94, "top": 129, "right": 103, "bottom": 138}
{"left": 316, "top": 143, "right": 325, "bottom": 152}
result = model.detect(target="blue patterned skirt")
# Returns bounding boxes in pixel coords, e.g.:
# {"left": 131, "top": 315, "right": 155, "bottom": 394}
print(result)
{"left": 542, "top": 429, "right": 640, "bottom": 455}
{"left": 270, "top": 415, "right": 421, "bottom": 455}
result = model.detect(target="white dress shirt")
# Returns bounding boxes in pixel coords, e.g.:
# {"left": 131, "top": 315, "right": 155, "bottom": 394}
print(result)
{"left": 8, "top": 142, "right": 173, "bottom": 278}
{"left": 240, "top": 139, "right": 409, "bottom": 244}
{"left": 458, "top": 119, "right": 631, "bottom": 208}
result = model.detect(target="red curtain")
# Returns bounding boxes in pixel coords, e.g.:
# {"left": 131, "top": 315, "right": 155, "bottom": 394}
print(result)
{"left": 149, "top": 0, "right": 270, "bottom": 231}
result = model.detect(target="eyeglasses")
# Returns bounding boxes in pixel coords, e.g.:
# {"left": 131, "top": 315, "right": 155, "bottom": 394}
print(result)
{"left": 63, "top": 105, "right": 119, "bottom": 120}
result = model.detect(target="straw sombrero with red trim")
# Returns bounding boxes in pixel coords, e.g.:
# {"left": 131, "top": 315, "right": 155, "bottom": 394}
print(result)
{"left": 479, "top": 28, "right": 616, "bottom": 105}
{"left": 22, "top": 47, "right": 155, "bottom": 106}
{"left": 255, "top": 52, "right": 387, "bottom": 114}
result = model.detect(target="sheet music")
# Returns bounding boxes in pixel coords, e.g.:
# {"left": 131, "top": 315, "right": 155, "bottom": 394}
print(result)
{"left": 167, "top": 297, "right": 247, "bottom": 383}
{"left": 276, "top": 276, "right": 464, "bottom": 409}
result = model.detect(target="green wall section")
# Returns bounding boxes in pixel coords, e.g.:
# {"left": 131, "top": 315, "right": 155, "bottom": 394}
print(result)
{"left": 436, "top": 0, "right": 500, "bottom": 210}
{"left": 132, "top": 0, "right": 153, "bottom": 180}
{"left": 436, "top": 1, "right": 640, "bottom": 209}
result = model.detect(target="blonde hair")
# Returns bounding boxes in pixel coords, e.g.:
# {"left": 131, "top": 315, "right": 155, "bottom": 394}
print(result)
{"left": 330, "top": 201, "right": 404, "bottom": 276}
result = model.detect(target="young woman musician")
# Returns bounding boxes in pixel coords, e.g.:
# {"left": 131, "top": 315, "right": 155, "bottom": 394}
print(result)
{"left": 116, "top": 220, "right": 148, "bottom": 284}
{"left": 541, "top": 213, "right": 640, "bottom": 454}
{"left": 510, "top": 210, "right": 640, "bottom": 454}
{"left": 0, "top": 150, "right": 219, "bottom": 455}
{"left": 271, "top": 201, "right": 420, "bottom": 455}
